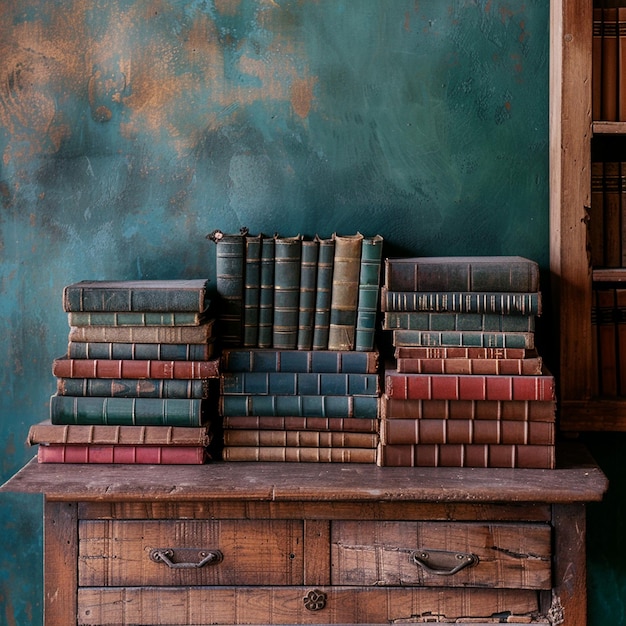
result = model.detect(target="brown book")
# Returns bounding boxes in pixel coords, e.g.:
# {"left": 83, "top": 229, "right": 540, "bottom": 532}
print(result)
{"left": 619, "top": 7, "right": 626, "bottom": 121}
{"left": 602, "top": 7, "right": 619, "bottom": 121}
{"left": 223, "top": 429, "right": 378, "bottom": 448}
{"left": 222, "top": 415, "right": 379, "bottom": 432}
{"left": 222, "top": 446, "right": 376, "bottom": 463}
{"left": 377, "top": 443, "right": 554, "bottom": 469}
{"left": 380, "top": 396, "right": 556, "bottom": 422}
{"left": 617, "top": 289, "right": 626, "bottom": 395}
{"left": 594, "top": 7, "right": 603, "bottom": 120}
{"left": 394, "top": 346, "right": 530, "bottom": 360}
{"left": 596, "top": 287, "right": 618, "bottom": 396}
{"left": 603, "top": 161, "right": 622, "bottom": 266}
{"left": 591, "top": 160, "right": 604, "bottom": 267}
{"left": 395, "top": 354, "right": 542, "bottom": 376}
{"left": 380, "top": 418, "right": 554, "bottom": 446}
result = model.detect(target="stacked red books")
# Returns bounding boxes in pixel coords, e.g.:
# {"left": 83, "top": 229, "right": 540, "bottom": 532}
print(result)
{"left": 377, "top": 256, "right": 556, "bottom": 468}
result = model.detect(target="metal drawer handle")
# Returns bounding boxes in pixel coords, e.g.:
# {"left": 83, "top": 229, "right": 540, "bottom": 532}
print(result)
{"left": 149, "top": 548, "right": 223, "bottom": 569}
{"left": 412, "top": 549, "right": 478, "bottom": 576}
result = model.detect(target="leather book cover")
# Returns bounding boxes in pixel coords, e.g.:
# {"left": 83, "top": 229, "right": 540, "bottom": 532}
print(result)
{"left": 222, "top": 445, "right": 376, "bottom": 463}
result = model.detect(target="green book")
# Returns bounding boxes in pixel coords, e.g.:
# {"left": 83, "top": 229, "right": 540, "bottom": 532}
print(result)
{"left": 383, "top": 311, "right": 535, "bottom": 332}
{"left": 312, "top": 235, "right": 335, "bottom": 350}
{"left": 57, "top": 377, "right": 209, "bottom": 399}
{"left": 243, "top": 233, "right": 262, "bottom": 348}
{"left": 257, "top": 235, "right": 275, "bottom": 349}
{"left": 67, "top": 310, "right": 210, "bottom": 327}
{"left": 391, "top": 329, "right": 535, "bottom": 349}
{"left": 328, "top": 233, "right": 364, "bottom": 350}
{"left": 355, "top": 234, "right": 384, "bottom": 352}
{"left": 297, "top": 239, "right": 319, "bottom": 351}
{"left": 67, "top": 341, "right": 215, "bottom": 361}
{"left": 272, "top": 235, "right": 302, "bottom": 349}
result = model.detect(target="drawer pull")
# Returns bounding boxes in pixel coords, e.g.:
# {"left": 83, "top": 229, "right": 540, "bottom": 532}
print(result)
{"left": 149, "top": 548, "right": 223, "bottom": 569}
{"left": 303, "top": 589, "right": 327, "bottom": 611}
{"left": 411, "top": 549, "right": 478, "bottom": 576}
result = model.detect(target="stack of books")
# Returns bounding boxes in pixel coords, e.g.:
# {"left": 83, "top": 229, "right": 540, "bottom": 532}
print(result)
{"left": 219, "top": 348, "right": 381, "bottom": 462}
{"left": 377, "top": 256, "right": 556, "bottom": 468}
{"left": 29, "top": 279, "right": 220, "bottom": 464}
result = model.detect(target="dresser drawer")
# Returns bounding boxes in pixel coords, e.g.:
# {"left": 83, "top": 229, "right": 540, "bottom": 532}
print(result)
{"left": 331, "top": 521, "right": 552, "bottom": 589}
{"left": 78, "top": 520, "right": 304, "bottom": 586}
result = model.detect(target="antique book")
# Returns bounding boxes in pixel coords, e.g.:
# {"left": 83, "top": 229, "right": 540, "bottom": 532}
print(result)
{"left": 355, "top": 234, "right": 384, "bottom": 352}
{"left": 222, "top": 445, "right": 376, "bottom": 463}
{"left": 603, "top": 161, "right": 621, "bottom": 267}
{"left": 220, "top": 371, "right": 380, "bottom": 396}
{"left": 56, "top": 377, "right": 209, "bottom": 399}
{"left": 223, "top": 429, "right": 378, "bottom": 448}
{"left": 380, "top": 417, "right": 554, "bottom": 446}
{"left": 383, "top": 256, "right": 540, "bottom": 293}
{"left": 52, "top": 356, "right": 220, "bottom": 379}
{"left": 62, "top": 279, "right": 210, "bottom": 313}
{"left": 67, "top": 310, "right": 210, "bottom": 327}
{"left": 590, "top": 160, "right": 604, "bottom": 267}
{"left": 27, "top": 421, "right": 211, "bottom": 446}
{"left": 221, "top": 348, "right": 379, "bottom": 374}
{"left": 221, "top": 415, "right": 379, "bottom": 432}
{"left": 273, "top": 235, "right": 302, "bottom": 349}
{"left": 67, "top": 340, "right": 215, "bottom": 361}
{"left": 620, "top": 7, "right": 626, "bottom": 121}
{"left": 394, "top": 346, "right": 530, "bottom": 360}
{"left": 391, "top": 329, "right": 535, "bottom": 350}
{"left": 593, "top": 7, "right": 602, "bottom": 119}
{"left": 380, "top": 396, "right": 557, "bottom": 422}
{"left": 380, "top": 288, "right": 542, "bottom": 315}
{"left": 297, "top": 239, "right": 319, "bottom": 351}
{"left": 384, "top": 368, "right": 556, "bottom": 402}
{"left": 257, "top": 234, "right": 276, "bottom": 348}
{"left": 602, "top": 7, "right": 619, "bottom": 121}
{"left": 50, "top": 395, "right": 207, "bottom": 426}
{"left": 395, "top": 353, "right": 543, "bottom": 376}
{"left": 383, "top": 311, "right": 535, "bottom": 332}
{"left": 596, "top": 287, "right": 618, "bottom": 396}
{"left": 376, "top": 443, "right": 554, "bottom": 469}
{"left": 618, "top": 289, "right": 626, "bottom": 395}
{"left": 312, "top": 235, "right": 335, "bottom": 350}
{"left": 207, "top": 227, "right": 248, "bottom": 346}
{"left": 243, "top": 233, "right": 262, "bottom": 348}
{"left": 67, "top": 319, "right": 215, "bottom": 344}
{"left": 38, "top": 444, "right": 208, "bottom": 464}
{"left": 219, "top": 394, "right": 379, "bottom": 418}
{"left": 328, "top": 233, "right": 364, "bottom": 350}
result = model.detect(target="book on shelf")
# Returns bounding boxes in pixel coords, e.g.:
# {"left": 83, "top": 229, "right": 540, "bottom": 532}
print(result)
{"left": 297, "top": 239, "right": 319, "bottom": 351}
{"left": 52, "top": 356, "right": 220, "bottom": 379}
{"left": 273, "top": 235, "right": 303, "bottom": 349}
{"left": 67, "top": 319, "right": 215, "bottom": 344}
{"left": 207, "top": 227, "right": 248, "bottom": 346}
{"left": 618, "top": 289, "right": 626, "bottom": 395}
{"left": 257, "top": 234, "right": 276, "bottom": 348}
{"left": 391, "top": 329, "right": 535, "bottom": 350}
{"left": 395, "top": 353, "right": 543, "bottom": 376}
{"left": 67, "top": 310, "right": 210, "bottom": 327}
{"left": 50, "top": 395, "right": 208, "bottom": 426}
{"left": 384, "top": 368, "right": 556, "bottom": 402}
{"left": 222, "top": 446, "right": 376, "bottom": 463}
{"left": 383, "top": 311, "right": 535, "bottom": 332}
{"left": 380, "top": 396, "right": 556, "bottom": 422}
{"left": 376, "top": 443, "right": 554, "bottom": 469}
{"left": 56, "top": 377, "right": 210, "bottom": 399}
{"left": 223, "top": 429, "right": 378, "bottom": 448}
{"left": 355, "top": 234, "right": 384, "bottom": 352}
{"left": 595, "top": 286, "right": 618, "bottom": 396}
{"left": 603, "top": 161, "right": 621, "bottom": 267}
{"left": 311, "top": 235, "right": 335, "bottom": 350}
{"left": 593, "top": 7, "right": 602, "bottom": 120}
{"left": 38, "top": 444, "right": 208, "bottom": 464}
{"left": 221, "top": 348, "right": 379, "bottom": 374}
{"left": 243, "top": 233, "right": 262, "bottom": 348}
{"left": 220, "top": 371, "right": 380, "bottom": 396}
{"left": 394, "top": 346, "right": 530, "bottom": 360}
{"left": 590, "top": 160, "right": 604, "bottom": 268}
{"left": 381, "top": 289, "right": 542, "bottom": 315}
{"left": 67, "top": 341, "right": 215, "bottom": 361}
{"left": 62, "top": 279, "right": 210, "bottom": 313}
{"left": 383, "top": 256, "right": 540, "bottom": 293}
{"left": 219, "top": 394, "right": 379, "bottom": 418}
{"left": 380, "top": 418, "right": 554, "bottom": 446}
{"left": 328, "top": 233, "right": 364, "bottom": 350}
{"left": 221, "top": 415, "right": 379, "bottom": 432}
{"left": 599, "top": 7, "right": 619, "bottom": 122}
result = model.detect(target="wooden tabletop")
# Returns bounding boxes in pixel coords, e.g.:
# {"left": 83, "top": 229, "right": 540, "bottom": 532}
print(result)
{"left": 1, "top": 444, "right": 607, "bottom": 504}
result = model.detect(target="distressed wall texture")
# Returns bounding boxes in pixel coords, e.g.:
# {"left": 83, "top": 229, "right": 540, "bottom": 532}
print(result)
{"left": 0, "top": 2, "right": 553, "bottom": 624}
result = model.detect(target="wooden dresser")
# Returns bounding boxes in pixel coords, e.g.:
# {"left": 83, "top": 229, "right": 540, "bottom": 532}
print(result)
{"left": 1, "top": 445, "right": 607, "bottom": 626}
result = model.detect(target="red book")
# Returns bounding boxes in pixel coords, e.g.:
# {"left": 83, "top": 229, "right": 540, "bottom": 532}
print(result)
{"left": 37, "top": 444, "right": 208, "bottom": 464}
{"left": 395, "top": 354, "right": 542, "bottom": 375}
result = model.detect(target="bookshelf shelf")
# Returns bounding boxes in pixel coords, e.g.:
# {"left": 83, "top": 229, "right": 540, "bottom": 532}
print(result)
{"left": 593, "top": 121, "right": 626, "bottom": 134}
{"left": 592, "top": 268, "right": 626, "bottom": 282}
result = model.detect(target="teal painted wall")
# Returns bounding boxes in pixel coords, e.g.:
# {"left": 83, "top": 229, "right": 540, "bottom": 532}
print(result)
{"left": 0, "top": 1, "right": 557, "bottom": 623}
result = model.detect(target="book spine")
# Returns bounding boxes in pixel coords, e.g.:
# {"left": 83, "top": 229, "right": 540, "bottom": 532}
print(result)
{"left": 257, "top": 235, "right": 275, "bottom": 349}
{"left": 603, "top": 161, "right": 621, "bottom": 267}
{"left": 223, "top": 429, "right": 378, "bottom": 448}
{"left": 602, "top": 8, "right": 619, "bottom": 122}
{"left": 393, "top": 346, "right": 529, "bottom": 360}
{"left": 272, "top": 235, "right": 302, "bottom": 349}
{"left": 52, "top": 357, "right": 220, "bottom": 379}
{"left": 57, "top": 378, "right": 208, "bottom": 399}
{"left": 68, "top": 311, "right": 207, "bottom": 327}
{"left": 222, "top": 446, "right": 376, "bottom": 463}
{"left": 590, "top": 160, "right": 604, "bottom": 267}
{"left": 593, "top": 8, "right": 602, "bottom": 120}
{"left": 383, "top": 312, "right": 535, "bottom": 333}
{"left": 395, "top": 355, "right": 543, "bottom": 376}
{"left": 328, "top": 233, "right": 364, "bottom": 350}
{"left": 220, "top": 372, "right": 380, "bottom": 396}
{"left": 312, "top": 236, "right": 335, "bottom": 350}
{"left": 67, "top": 342, "right": 214, "bottom": 361}
{"left": 620, "top": 8, "right": 626, "bottom": 121}
{"left": 243, "top": 234, "right": 262, "bottom": 348}
{"left": 49, "top": 395, "right": 205, "bottom": 426}
{"left": 596, "top": 287, "right": 618, "bottom": 395}
{"left": 384, "top": 370, "right": 556, "bottom": 402}
{"left": 67, "top": 321, "right": 214, "bottom": 344}
{"left": 618, "top": 289, "right": 626, "bottom": 395}
{"left": 219, "top": 394, "right": 379, "bottom": 418}
{"left": 391, "top": 330, "right": 534, "bottom": 350}
{"left": 380, "top": 396, "right": 556, "bottom": 422}
{"left": 297, "top": 239, "right": 319, "bottom": 351}
{"left": 355, "top": 235, "right": 384, "bottom": 352}
{"left": 221, "top": 415, "right": 379, "bottom": 432}
{"left": 38, "top": 444, "right": 207, "bottom": 464}
{"left": 381, "top": 289, "right": 542, "bottom": 315}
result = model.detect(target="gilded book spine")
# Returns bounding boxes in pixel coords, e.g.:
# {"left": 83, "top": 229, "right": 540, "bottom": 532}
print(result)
{"left": 355, "top": 235, "right": 384, "bottom": 352}
{"left": 257, "top": 235, "right": 275, "bottom": 348}
{"left": 273, "top": 235, "right": 302, "bottom": 349}
{"left": 243, "top": 234, "right": 262, "bottom": 347}
{"left": 312, "top": 236, "right": 335, "bottom": 350}
{"left": 297, "top": 239, "right": 319, "bottom": 351}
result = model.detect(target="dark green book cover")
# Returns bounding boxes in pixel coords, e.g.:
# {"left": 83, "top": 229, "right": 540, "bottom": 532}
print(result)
{"left": 57, "top": 377, "right": 209, "bottom": 399}
{"left": 272, "top": 235, "right": 302, "bottom": 349}
{"left": 297, "top": 239, "right": 319, "bottom": 351}
{"left": 312, "top": 235, "right": 335, "bottom": 350}
{"left": 257, "top": 235, "right": 275, "bottom": 348}
{"left": 243, "top": 233, "right": 262, "bottom": 348}
{"left": 355, "top": 234, "right": 384, "bottom": 352}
